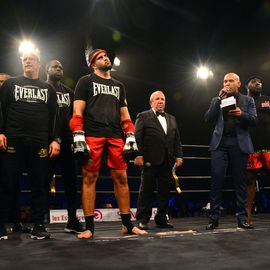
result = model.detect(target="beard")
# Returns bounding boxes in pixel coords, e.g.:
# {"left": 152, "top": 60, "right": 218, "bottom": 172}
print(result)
{"left": 50, "top": 73, "right": 62, "bottom": 81}
{"left": 98, "top": 65, "right": 112, "bottom": 72}
{"left": 250, "top": 88, "right": 262, "bottom": 97}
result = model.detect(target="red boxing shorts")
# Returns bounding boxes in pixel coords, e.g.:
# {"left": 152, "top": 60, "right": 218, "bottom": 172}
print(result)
{"left": 83, "top": 137, "right": 127, "bottom": 171}
{"left": 247, "top": 150, "right": 270, "bottom": 170}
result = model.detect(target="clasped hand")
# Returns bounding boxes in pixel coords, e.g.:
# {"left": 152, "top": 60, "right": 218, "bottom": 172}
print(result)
{"left": 228, "top": 107, "right": 242, "bottom": 117}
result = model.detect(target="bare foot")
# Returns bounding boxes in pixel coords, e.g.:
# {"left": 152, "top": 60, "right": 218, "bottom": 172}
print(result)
{"left": 77, "top": 230, "right": 93, "bottom": 239}
{"left": 121, "top": 225, "right": 148, "bottom": 235}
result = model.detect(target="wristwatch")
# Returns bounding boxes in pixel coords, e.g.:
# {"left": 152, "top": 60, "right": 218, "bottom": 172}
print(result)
{"left": 53, "top": 138, "right": 62, "bottom": 144}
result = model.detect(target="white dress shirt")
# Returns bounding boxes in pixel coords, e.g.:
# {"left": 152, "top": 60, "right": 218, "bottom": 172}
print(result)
{"left": 152, "top": 108, "right": 167, "bottom": 134}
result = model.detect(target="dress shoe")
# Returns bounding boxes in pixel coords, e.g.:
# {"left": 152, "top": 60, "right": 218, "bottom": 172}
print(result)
{"left": 138, "top": 222, "right": 149, "bottom": 230}
{"left": 31, "top": 224, "right": 51, "bottom": 240}
{"left": 12, "top": 222, "right": 31, "bottom": 233}
{"left": 238, "top": 221, "right": 254, "bottom": 229}
{"left": 206, "top": 220, "right": 219, "bottom": 230}
{"left": 156, "top": 221, "right": 174, "bottom": 229}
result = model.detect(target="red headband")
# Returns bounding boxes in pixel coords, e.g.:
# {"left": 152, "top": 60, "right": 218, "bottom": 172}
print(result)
{"left": 89, "top": 50, "right": 107, "bottom": 66}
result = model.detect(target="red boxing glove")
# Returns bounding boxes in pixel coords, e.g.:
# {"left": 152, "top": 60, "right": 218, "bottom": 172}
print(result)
{"left": 121, "top": 119, "right": 135, "bottom": 134}
{"left": 70, "top": 115, "right": 83, "bottom": 132}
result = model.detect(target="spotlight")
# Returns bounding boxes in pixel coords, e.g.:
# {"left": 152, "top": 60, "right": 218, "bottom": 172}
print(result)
{"left": 19, "top": 40, "right": 40, "bottom": 59}
{"left": 113, "top": 57, "right": 121, "bottom": 66}
{"left": 19, "top": 41, "right": 35, "bottom": 54}
{"left": 196, "top": 66, "right": 213, "bottom": 80}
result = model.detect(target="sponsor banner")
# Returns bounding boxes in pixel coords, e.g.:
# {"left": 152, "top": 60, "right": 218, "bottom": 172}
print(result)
{"left": 50, "top": 208, "right": 157, "bottom": 223}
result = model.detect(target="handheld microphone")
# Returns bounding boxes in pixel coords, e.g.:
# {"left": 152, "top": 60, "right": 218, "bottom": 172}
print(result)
{"left": 219, "top": 91, "right": 227, "bottom": 99}
{"left": 219, "top": 86, "right": 231, "bottom": 99}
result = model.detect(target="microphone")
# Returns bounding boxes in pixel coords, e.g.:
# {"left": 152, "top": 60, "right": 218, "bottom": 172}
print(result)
{"left": 219, "top": 91, "right": 227, "bottom": 99}
{"left": 218, "top": 86, "right": 231, "bottom": 99}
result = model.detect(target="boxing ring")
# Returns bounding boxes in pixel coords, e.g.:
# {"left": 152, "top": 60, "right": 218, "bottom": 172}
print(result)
{"left": 1, "top": 215, "right": 270, "bottom": 270}
{"left": 3, "top": 145, "right": 270, "bottom": 270}
{"left": 20, "top": 144, "right": 270, "bottom": 222}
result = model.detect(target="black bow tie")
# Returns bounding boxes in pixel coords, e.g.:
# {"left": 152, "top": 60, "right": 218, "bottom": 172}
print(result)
{"left": 156, "top": 112, "right": 165, "bottom": 117}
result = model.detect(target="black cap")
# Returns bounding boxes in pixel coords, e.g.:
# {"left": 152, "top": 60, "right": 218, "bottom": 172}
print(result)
{"left": 245, "top": 75, "right": 263, "bottom": 88}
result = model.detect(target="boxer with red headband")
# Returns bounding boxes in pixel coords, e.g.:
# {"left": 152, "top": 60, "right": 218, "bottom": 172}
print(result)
{"left": 70, "top": 48, "right": 147, "bottom": 238}
{"left": 85, "top": 48, "right": 111, "bottom": 70}
{"left": 87, "top": 49, "right": 107, "bottom": 66}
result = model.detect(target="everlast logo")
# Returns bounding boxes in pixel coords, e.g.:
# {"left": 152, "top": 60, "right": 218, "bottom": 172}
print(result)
{"left": 92, "top": 82, "right": 120, "bottom": 100}
{"left": 56, "top": 92, "right": 70, "bottom": 107}
{"left": 14, "top": 85, "right": 48, "bottom": 103}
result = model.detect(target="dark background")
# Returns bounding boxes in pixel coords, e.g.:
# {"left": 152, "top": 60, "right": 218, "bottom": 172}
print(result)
{"left": 1, "top": 0, "right": 270, "bottom": 144}
{"left": 2, "top": 0, "right": 270, "bottom": 217}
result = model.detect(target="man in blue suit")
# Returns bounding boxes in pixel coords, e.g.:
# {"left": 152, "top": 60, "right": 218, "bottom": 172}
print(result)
{"left": 205, "top": 72, "right": 257, "bottom": 230}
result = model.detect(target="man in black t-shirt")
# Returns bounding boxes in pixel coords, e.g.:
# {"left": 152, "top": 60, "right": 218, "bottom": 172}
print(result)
{"left": 46, "top": 59, "right": 83, "bottom": 233}
{"left": 246, "top": 76, "right": 270, "bottom": 224}
{"left": 0, "top": 51, "right": 60, "bottom": 240}
{"left": 70, "top": 48, "right": 147, "bottom": 238}
{"left": 0, "top": 73, "right": 31, "bottom": 234}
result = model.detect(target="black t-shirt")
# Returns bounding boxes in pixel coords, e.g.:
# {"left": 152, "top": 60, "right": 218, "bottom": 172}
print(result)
{"left": 74, "top": 73, "right": 127, "bottom": 138}
{"left": 52, "top": 82, "right": 74, "bottom": 140}
{"left": 0, "top": 76, "right": 58, "bottom": 144}
{"left": 250, "top": 95, "right": 270, "bottom": 150}
{"left": 222, "top": 93, "right": 239, "bottom": 137}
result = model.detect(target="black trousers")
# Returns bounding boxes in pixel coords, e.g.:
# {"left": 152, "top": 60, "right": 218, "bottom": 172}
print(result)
{"left": 0, "top": 137, "right": 48, "bottom": 225}
{"left": 0, "top": 151, "right": 24, "bottom": 224}
{"left": 136, "top": 161, "right": 171, "bottom": 223}
{"left": 48, "top": 137, "right": 79, "bottom": 221}
{"left": 209, "top": 136, "right": 248, "bottom": 222}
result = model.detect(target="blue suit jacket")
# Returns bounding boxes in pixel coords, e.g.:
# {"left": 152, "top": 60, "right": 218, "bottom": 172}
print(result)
{"left": 205, "top": 93, "right": 257, "bottom": 154}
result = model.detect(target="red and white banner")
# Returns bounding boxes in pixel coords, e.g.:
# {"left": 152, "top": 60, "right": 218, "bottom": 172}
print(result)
{"left": 50, "top": 208, "right": 157, "bottom": 223}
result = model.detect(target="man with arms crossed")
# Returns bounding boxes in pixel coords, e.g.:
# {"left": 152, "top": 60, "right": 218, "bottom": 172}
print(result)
{"left": 46, "top": 60, "right": 83, "bottom": 233}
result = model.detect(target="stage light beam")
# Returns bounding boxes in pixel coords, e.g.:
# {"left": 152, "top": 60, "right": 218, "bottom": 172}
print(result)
{"left": 19, "top": 41, "right": 35, "bottom": 54}
{"left": 196, "top": 66, "right": 213, "bottom": 80}
{"left": 18, "top": 40, "right": 40, "bottom": 59}
{"left": 113, "top": 57, "right": 121, "bottom": 66}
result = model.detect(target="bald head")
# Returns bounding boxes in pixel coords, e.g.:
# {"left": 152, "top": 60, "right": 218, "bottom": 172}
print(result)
{"left": 223, "top": 72, "right": 241, "bottom": 95}
{"left": 224, "top": 73, "right": 240, "bottom": 82}
{"left": 46, "top": 60, "right": 63, "bottom": 82}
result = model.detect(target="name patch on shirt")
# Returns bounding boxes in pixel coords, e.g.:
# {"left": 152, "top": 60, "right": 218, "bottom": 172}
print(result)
{"left": 14, "top": 85, "right": 48, "bottom": 104}
{"left": 56, "top": 92, "right": 70, "bottom": 107}
{"left": 92, "top": 82, "right": 120, "bottom": 100}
